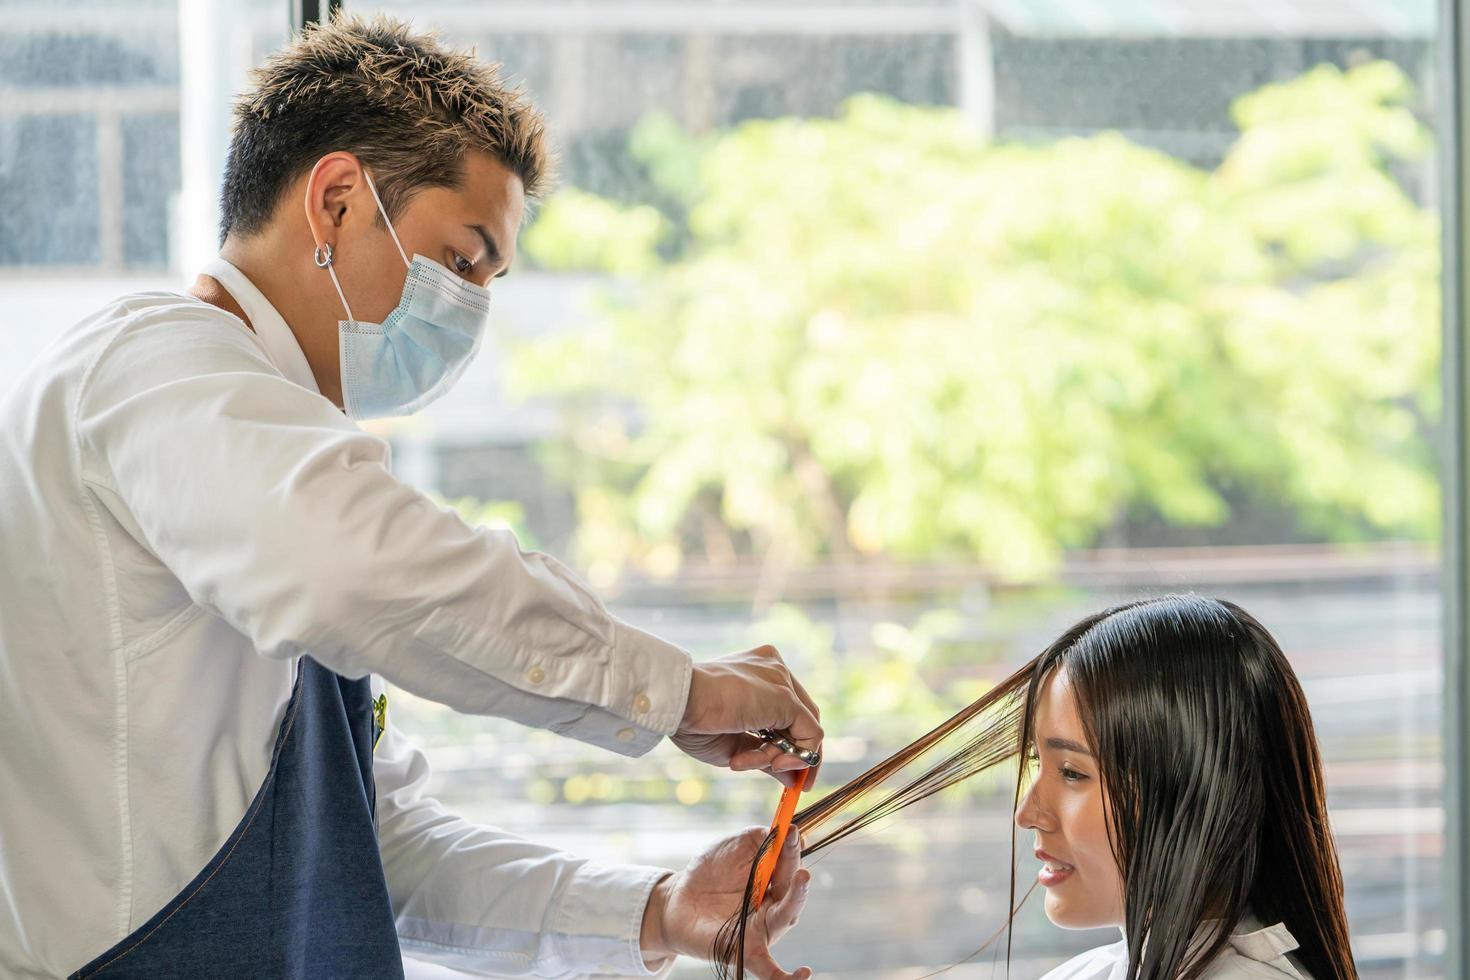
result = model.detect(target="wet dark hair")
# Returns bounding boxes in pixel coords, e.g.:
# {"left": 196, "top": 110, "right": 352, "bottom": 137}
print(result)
{"left": 714, "top": 595, "right": 1356, "bottom": 980}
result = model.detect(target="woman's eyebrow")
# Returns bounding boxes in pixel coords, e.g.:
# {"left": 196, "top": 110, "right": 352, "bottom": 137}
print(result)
{"left": 1044, "top": 736, "right": 1094, "bottom": 756}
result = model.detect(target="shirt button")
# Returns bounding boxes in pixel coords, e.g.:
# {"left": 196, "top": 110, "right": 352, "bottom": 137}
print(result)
{"left": 633, "top": 692, "right": 652, "bottom": 714}
{"left": 527, "top": 666, "right": 546, "bottom": 685}
{"left": 616, "top": 727, "right": 636, "bottom": 742}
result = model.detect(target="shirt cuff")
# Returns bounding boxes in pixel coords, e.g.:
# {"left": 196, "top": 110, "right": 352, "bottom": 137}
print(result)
{"left": 605, "top": 618, "right": 693, "bottom": 737}
{"left": 553, "top": 863, "right": 678, "bottom": 978}
{"left": 546, "top": 704, "right": 666, "bottom": 758}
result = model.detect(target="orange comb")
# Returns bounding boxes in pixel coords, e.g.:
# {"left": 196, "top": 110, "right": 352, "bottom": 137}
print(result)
{"left": 750, "top": 767, "right": 815, "bottom": 909}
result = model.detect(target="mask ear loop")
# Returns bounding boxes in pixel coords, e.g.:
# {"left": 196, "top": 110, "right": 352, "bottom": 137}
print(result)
{"left": 314, "top": 241, "right": 356, "bottom": 323}
{"left": 363, "top": 171, "right": 411, "bottom": 269}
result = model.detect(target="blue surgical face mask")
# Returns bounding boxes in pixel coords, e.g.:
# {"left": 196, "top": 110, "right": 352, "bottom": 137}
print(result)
{"left": 319, "top": 171, "right": 491, "bottom": 420}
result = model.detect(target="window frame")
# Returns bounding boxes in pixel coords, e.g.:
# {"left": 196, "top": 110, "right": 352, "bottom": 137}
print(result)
{"left": 1442, "top": 0, "right": 1470, "bottom": 973}
{"left": 292, "top": 0, "right": 341, "bottom": 31}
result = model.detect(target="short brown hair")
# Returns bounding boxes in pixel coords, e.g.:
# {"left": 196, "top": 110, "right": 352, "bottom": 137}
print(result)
{"left": 220, "top": 14, "right": 550, "bottom": 243}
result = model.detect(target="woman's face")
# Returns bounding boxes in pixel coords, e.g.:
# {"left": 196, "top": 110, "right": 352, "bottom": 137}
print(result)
{"left": 1014, "top": 666, "right": 1124, "bottom": 929}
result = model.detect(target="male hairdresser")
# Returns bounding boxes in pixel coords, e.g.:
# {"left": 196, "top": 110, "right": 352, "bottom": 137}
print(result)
{"left": 0, "top": 15, "right": 818, "bottom": 980}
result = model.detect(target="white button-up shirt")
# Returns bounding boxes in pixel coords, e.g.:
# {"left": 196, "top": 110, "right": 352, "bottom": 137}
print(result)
{"left": 1039, "top": 917, "right": 1312, "bottom": 980}
{"left": 0, "top": 258, "right": 694, "bottom": 979}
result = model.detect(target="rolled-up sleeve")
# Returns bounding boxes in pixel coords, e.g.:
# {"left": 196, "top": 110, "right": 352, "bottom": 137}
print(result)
{"left": 73, "top": 308, "right": 692, "bottom": 752}
{"left": 375, "top": 714, "right": 678, "bottom": 979}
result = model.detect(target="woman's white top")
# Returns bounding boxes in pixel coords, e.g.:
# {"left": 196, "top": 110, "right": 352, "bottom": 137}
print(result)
{"left": 1040, "top": 917, "right": 1312, "bottom": 979}
{"left": 0, "top": 260, "right": 694, "bottom": 979}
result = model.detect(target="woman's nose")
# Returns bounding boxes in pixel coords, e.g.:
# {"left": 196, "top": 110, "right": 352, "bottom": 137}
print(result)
{"left": 1016, "top": 780, "right": 1044, "bottom": 830}
{"left": 1017, "top": 776, "right": 1061, "bottom": 832}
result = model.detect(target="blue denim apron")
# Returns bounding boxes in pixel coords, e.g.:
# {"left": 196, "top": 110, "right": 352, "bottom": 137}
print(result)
{"left": 70, "top": 657, "right": 405, "bottom": 979}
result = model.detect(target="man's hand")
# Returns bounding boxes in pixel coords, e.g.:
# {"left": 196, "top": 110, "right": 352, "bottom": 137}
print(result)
{"left": 640, "top": 827, "right": 812, "bottom": 980}
{"left": 671, "top": 646, "right": 823, "bottom": 788}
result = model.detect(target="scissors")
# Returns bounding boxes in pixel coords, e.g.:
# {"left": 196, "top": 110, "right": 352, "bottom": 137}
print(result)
{"left": 747, "top": 728, "right": 821, "bottom": 768}
{"left": 750, "top": 765, "right": 816, "bottom": 909}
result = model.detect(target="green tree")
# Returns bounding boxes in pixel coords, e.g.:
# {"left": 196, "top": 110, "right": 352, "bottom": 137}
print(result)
{"left": 515, "top": 62, "right": 1438, "bottom": 581}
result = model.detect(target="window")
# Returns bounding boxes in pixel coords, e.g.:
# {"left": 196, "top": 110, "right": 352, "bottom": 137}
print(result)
{"left": 0, "top": 0, "right": 287, "bottom": 380}
{"left": 1, "top": 2, "right": 1456, "bottom": 976}
{"left": 361, "top": 2, "right": 1449, "bottom": 976}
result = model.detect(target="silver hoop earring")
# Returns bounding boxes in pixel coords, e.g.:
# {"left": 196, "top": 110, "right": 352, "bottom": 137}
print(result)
{"left": 313, "top": 243, "right": 334, "bottom": 268}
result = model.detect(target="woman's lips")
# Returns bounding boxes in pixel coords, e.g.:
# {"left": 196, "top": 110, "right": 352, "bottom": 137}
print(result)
{"left": 1035, "top": 848, "right": 1076, "bottom": 887}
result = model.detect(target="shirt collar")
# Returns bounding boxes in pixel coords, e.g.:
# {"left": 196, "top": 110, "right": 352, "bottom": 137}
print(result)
{"left": 1228, "top": 917, "right": 1305, "bottom": 976}
{"left": 1117, "top": 914, "right": 1306, "bottom": 978}
{"left": 200, "top": 257, "right": 321, "bottom": 395}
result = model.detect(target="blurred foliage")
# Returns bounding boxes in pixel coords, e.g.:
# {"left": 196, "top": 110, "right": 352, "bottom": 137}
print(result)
{"left": 514, "top": 61, "right": 1439, "bottom": 581}
{"left": 752, "top": 604, "right": 1020, "bottom": 803}
{"left": 751, "top": 604, "right": 957, "bottom": 741}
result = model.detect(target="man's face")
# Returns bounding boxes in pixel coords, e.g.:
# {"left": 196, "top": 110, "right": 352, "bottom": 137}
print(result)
{"left": 332, "top": 150, "right": 525, "bottom": 325}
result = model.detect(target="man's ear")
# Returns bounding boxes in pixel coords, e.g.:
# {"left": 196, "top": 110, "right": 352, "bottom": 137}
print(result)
{"left": 302, "top": 152, "right": 367, "bottom": 254}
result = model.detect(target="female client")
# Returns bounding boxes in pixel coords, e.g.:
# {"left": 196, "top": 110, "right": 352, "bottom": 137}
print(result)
{"left": 717, "top": 595, "right": 1356, "bottom": 980}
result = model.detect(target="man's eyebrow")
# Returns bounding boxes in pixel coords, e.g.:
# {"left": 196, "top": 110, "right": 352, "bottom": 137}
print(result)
{"left": 1044, "top": 737, "right": 1094, "bottom": 756}
{"left": 466, "top": 223, "right": 509, "bottom": 276}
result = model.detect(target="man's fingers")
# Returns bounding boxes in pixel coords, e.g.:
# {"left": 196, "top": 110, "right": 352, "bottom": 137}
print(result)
{"left": 745, "top": 868, "right": 813, "bottom": 980}
{"left": 763, "top": 651, "right": 822, "bottom": 759}
{"left": 781, "top": 702, "right": 823, "bottom": 763}
{"left": 764, "top": 826, "right": 803, "bottom": 901}
{"left": 729, "top": 755, "right": 803, "bottom": 788}
{"left": 730, "top": 740, "right": 786, "bottom": 772}
{"left": 731, "top": 741, "right": 817, "bottom": 786}
{"left": 765, "top": 866, "right": 811, "bottom": 936}
{"left": 728, "top": 735, "right": 781, "bottom": 769}
{"left": 738, "top": 825, "right": 812, "bottom": 980}
{"left": 741, "top": 825, "right": 770, "bottom": 851}
{"left": 770, "top": 754, "right": 813, "bottom": 774}
{"left": 750, "top": 642, "right": 822, "bottom": 751}
{"left": 742, "top": 952, "right": 786, "bottom": 980}
{"left": 745, "top": 950, "right": 810, "bottom": 980}
{"left": 728, "top": 751, "right": 766, "bottom": 772}
{"left": 790, "top": 675, "right": 820, "bottom": 722}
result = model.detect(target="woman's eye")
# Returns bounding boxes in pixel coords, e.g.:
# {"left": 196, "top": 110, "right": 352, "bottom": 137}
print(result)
{"left": 452, "top": 253, "right": 473, "bottom": 274}
{"left": 1059, "top": 765, "right": 1088, "bottom": 783}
